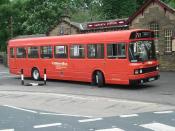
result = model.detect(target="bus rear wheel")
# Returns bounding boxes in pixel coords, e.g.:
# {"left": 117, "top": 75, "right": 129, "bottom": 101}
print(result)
{"left": 32, "top": 68, "right": 40, "bottom": 81}
{"left": 93, "top": 71, "right": 105, "bottom": 87}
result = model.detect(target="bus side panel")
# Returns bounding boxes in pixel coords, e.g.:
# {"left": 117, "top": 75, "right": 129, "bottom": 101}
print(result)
{"left": 105, "top": 59, "right": 130, "bottom": 85}
{"left": 15, "top": 58, "right": 26, "bottom": 76}
{"left": 8, "top": 47, "right": 17, "bottom": 75}
{"left": 37, "top": 58, "right": 54, "bottom": 79}
{"left": 68, "top": 59, "right": 90, "bottom": 82}
{"left": 50, "top": 58, "right": 71, "bottom": 80}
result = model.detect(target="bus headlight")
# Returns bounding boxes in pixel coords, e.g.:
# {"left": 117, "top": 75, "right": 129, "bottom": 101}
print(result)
{"left": 134, "top": 69, "right": 139, "bottom": 75}
{"left": 139, "top": 69, "right": 143, "bottom": 74}
{"left": 156, "top": 65, "right": 159, "bottom": 71}
{"left": 134, "top": 69, "right": 143, "bottom": 75}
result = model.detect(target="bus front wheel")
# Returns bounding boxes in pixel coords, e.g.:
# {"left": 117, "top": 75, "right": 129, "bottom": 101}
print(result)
{"left": 32, "top": 68, "right": 40, "bottom": 81}
{"left": 93, "top": 71, "right": 105, "bottom": 87}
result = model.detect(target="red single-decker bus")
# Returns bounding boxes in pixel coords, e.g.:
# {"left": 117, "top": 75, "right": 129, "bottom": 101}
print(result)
{"left": 8, "top": 29, "right": 159, "bottom": 87}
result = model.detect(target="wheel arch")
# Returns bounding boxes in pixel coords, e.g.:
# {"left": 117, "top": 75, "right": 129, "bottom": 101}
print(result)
{"left": 91, "top": 69, "right": 105, "bottom": 83}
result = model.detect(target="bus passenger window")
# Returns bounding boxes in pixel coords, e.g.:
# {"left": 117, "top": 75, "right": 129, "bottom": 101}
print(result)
{"left": 70, "top": 45, "right": 85, "bottom": 58}
{"left": 10, "top": 48, "right": 15, "bottom": 58}
{"left": 87, "top": 44, "right": 104, "bottom": 59}
{"left": 16, "top": 47, "right": 26, "bottom": 58}
{"left": 107, "top": 43, "right": 126, "bottom": 59}
{"left": 28, "top": 47, "right": 39, "bottom": 58}
{"left": 55, "top": 45, "right": 68, "bottom": 58}
{"left": 40, "top": 46, "right": 53, "bottom": 59}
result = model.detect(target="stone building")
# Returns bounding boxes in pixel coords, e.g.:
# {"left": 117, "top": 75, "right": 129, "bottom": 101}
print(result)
{"left": 47, "top": 16, "right": 129, "bottom": 36}
{"left": 129, "top": 0, "right": 175, "bottom": 71}
{"left": 47, "top": 0, "right": 175, "bottom": 71}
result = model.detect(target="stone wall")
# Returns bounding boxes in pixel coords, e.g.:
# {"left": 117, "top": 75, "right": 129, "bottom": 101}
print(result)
{"left": 130, "top": 2, "right": 175, "bottom": 71}
{"left": 49, "top": 21, "right": 78, "bottom": 36}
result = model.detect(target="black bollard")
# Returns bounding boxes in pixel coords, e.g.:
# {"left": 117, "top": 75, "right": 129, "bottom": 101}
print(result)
{"left": 21, "top": 69, "right": 24, "bottom": 85}
{"left": 44, "top": 68, "right": 47, "bottom": 85}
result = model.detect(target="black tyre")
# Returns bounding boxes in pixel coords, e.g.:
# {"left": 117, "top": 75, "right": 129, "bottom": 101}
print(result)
{"left": 32, "top": 68, "right": 40, "bottom": 81}
{"left": 95, "top": 71, "right": 105, "bottom": 87}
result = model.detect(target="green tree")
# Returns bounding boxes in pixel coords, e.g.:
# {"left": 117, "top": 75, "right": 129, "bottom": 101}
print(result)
{"left": 136, "top": 0, "right": 145, "bottom": 9}
{"left": 21, "top": 0, "right": 64, "bottom": 34}
{"left": 168, "top": 0, "right": 175, "bottom": 8}
{"left": 69, "top": 0, "right": 103, "bottom": 22}
{"left": 101, "top": 0, "right": 137, "bottom": 19}
{"left": 0, "top": 1, "right": 13, "bottom": 51}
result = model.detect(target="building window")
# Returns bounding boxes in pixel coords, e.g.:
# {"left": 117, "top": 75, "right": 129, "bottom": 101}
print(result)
{"left": 107, "top": 43, "right": 126, "bottom": 59}
{"left": 28, "top": 47, "right": 39, "bottom": 58}
{"left": 164, "top": 29, "right": 173, "bottom": 52}
{"left": 70, "top": 45, "right": 85, "bottom": 58}
{"left": 55, "top": 45, "right": 68, "bottom": 58}
{"left": 149, "top": 22, "right": 159, "bottom": 52}
{"left": 40, "top": 46, "right": 53, "bottom": 58}
{"left": 87, "top": 44, "right": 104, "bottom": 58}
{"left": 59, "top": 26, "right": 64, "bottom": 35}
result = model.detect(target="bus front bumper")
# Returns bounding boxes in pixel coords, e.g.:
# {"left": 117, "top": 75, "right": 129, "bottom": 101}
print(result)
{"left": 129, "top": 74, "right": 160, "bottom": 85}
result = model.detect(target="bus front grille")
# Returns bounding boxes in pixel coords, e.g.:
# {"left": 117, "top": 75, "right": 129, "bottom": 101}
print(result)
{"left": 142, "top": 66, "right": 157, "bottom": 74}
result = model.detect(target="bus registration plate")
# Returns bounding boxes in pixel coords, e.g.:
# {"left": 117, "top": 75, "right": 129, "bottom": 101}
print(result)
{"left": 149, "top": 77, "right": 155, "bottom": 81}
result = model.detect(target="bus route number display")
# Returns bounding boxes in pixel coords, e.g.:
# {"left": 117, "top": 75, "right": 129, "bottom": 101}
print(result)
{"left": 130, "top": 31, "right": 154, "bottom": 39}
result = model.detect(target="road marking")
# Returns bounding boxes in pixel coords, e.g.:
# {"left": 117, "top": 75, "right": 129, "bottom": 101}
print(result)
{"left": 39, "top": 112, "right": 93, "bottom": 118}
{"left": 120, "top": 114, "right": 138, "bottom": 118}
{"left": 95, "top": 128, "right": 125, "bottom": 131}
{"left": 0, "top": 129, "right": 14, "bottom": 131}
{"left": 3, "top": 105, "right": 37, "bottom": 113}
{"left": 154, "top": 111, "right": 174, "bottom": 114}
{"left": 140, "top": 122, "right": 175, "bottom": 131}
{"left": 78, "top": 118, "right": 103, "bottom": 123}
{"left": 33, "top": 123, "right": 62, "bottom": 128}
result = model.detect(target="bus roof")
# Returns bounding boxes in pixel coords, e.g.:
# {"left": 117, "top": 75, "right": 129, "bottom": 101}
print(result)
{"left": 8, "top": 29, "right": 152, "bottom": 47}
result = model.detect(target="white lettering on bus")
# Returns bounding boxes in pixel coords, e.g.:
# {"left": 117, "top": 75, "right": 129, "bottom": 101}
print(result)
{"left": 52, "top": 62, "right": 68, "bottom": 69}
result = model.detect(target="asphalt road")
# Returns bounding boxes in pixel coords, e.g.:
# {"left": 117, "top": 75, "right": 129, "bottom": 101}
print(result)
{"left": 1, "top": 65, "right": 175, "bottom": 106}
{"left": 0, "top": 105, "right": 175, "bottom": 131}
{"left": 1, "top": 64, "right": 175, "bottom": 131}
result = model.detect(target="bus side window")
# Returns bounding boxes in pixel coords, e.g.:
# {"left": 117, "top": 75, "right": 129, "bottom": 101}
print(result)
{"left": 87, "top": 44, "right": 104, "bottom": 59}
{"left": 54, "top": 45, "right": 68, "bottom": 58}
{"left": 10, "top": 48, "right": 15, "bottom": 58}
{"left": 28, "top": 47, "right": 39, "bottom": 58}
{"left": 70, "top": 45, "right": 85, "bottom": 58}
{"left": 16, "top": 47, "right": 26, "bottom": 58}
{"left": 107, "top": 43, "right": 126, "bottom": 59}
{"left": 40, "top": 46, "right": 53, "bottom": 59}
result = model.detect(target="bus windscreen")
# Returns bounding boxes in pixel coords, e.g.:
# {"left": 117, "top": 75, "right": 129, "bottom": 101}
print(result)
{"left": 129, "top": 40, "right": 156, "bottom": 62}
